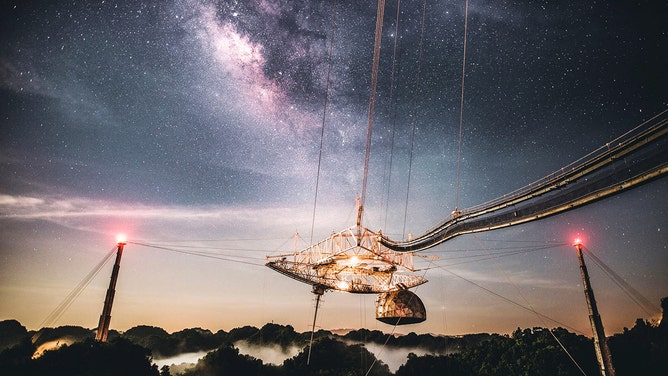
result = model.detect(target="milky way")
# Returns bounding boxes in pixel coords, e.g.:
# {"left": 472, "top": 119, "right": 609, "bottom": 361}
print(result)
{"left": 1, "top": 1, "right": 666, "bottom": 335}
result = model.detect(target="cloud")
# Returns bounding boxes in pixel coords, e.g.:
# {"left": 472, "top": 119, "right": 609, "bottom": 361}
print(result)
{"left": 32, "top": 338, "right": 75, "bottom": 359}
{"left": 437, "top": 264, "right": 571, "bottom": 290}
{"left": 0, "top": 192, "right": 357, "bottom": 241}
{"left": 234, "top": 340, "right": 300, "bottom": 365}
{"left": 153, "top": 350, "right": 209, "bottom": 369}
{"left": 0, "top": 193, "right": 275, "bottom": 221}
{"left": 0, "top": 194, "right": 45, "bottom": 207}
{"left": 364, "top": 343, "right": 447, "bottom": 373}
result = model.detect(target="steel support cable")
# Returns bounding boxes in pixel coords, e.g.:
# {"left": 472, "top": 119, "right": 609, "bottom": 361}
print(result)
{"left": 154, "top": 248, "right": 267, "bottom": 259}
{"left": 136, "top": 233, "right": 295, "bottom": 256}
{"left": 433, "top": 245, "right": 561, "bottom": 266}
{"left": 359, "top": 294, "right": 368, "bottom": 373}
{"left": 582, "top": 246, "right": 660, "bottom": 316}
{"left": 381, "top": 113, "right": 668, "bottom": 252}
{"left": 469, "top": 235, "right": 587, "bottom": 375}
{"left": 130, "top": 242, "right": 266, "bottom": 267}
{"left": 435, "top": 263, "right": 586, "bottom": 335}
{"left": 409, "top": 244, "right": 564, "bottom": 271}
{"left": 143, "top": 245, "right": 267, "bottom": 263}
{"left": 402, "top": 0, "right": 427, "bottom": 239}
{"left": 454, "top": 0, "right": 470, "bottom": 211}
{"left": 131, "top": 237, "right": 286, "bottom": 243}
{"left": 360, "top": 0, "right": 386, "bottom": 215}
{"left": 310, "top": 0, "right": 338, "bottom": 244}
{"left": 382, "top": 0, "right": 402, "bottom": 230}
{"left": 465, "top": 238, "right": 571, "bottom": 244}
{"left": 132, "top": 241, "right": 275, "bottom": 256}
{"left": 435, "top": 241, "right": 567, "bottom": 252}
{"left": 132, "top": 243, "right": 282, "bottom": 253}
{"left": 411, "top": 244, "right": 563, "bottom": 270}
{"left": 306, "top": 287, "right": 324, "bottom": 366}
{"left": 418, "top": 255, "right": 525, "bottom": 270}
{"left": 36, "top": 246, "right": 117, "bottom": 336}
{"left": 440, "top": 247, "right": 557, "bottom": 258}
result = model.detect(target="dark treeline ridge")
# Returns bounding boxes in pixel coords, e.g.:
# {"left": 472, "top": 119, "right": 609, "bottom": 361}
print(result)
{"left": 1, "top": 309, "right": 667, "bottom": 375}
{"left": 0, "top": 319, "right": 489, "bottom": 360}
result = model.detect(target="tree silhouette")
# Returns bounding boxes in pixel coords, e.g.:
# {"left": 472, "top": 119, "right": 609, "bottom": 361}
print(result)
{"left": 395, "top": 352, "right": 466, "bottom": 376}
{"left": 0, "top": 320, "right": 29, "bottom": 351}
{"left": 0, "top": 337, "right": 35, "bottom": 376}
{"left": 609, "top": 318, "right": 668, "bottom": 375}
{"left": 282, "top": 337, "right": 391, "bottom": 376}
{"left": 3, "top": 307, "right": 667, "bottom": 376}
{"left": 181, "top": 343, "right": 279, "bottom": 376}
{"left": 8, "top": 338, "right": 160, "bottom": 376}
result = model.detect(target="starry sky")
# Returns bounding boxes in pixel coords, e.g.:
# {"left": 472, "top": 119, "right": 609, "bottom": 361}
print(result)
{"left": 1, "top": 0, "right": 666, "bottom": 337}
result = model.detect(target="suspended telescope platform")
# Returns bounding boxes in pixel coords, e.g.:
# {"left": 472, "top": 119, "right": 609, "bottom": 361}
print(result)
{"left": 266, "top": 225, "right": 428, "bottom": 294}
{"left": 266, "top": 224, "right": 431, "bottom": 326}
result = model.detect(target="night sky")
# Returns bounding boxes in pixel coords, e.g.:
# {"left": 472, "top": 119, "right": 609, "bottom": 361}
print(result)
{"left": 1, "top": 0, "right": 666, "bottom": 337}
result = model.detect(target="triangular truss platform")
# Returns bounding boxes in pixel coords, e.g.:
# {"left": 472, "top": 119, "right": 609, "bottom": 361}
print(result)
{"left": 266, "top": 225, "right": 428, "bottom": 294}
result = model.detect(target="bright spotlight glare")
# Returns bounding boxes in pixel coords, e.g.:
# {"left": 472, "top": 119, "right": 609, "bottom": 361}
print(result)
{"left": 116, "top": 233, "right": 127, "bottom": 244}
{"left": 337, "top": 281, "right": 350, "bottom": 290}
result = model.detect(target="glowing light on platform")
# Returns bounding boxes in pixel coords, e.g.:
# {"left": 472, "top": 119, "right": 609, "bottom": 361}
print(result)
{"left": 337, "top": 281, "right": 350, "bottom": 290}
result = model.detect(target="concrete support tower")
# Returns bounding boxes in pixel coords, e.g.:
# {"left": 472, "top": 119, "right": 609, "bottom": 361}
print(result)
{"left": 574, "top": 240, "right": 616, "bottom": 376}
{"left": 95, "top": 237, "right": 126, "bottom": 342}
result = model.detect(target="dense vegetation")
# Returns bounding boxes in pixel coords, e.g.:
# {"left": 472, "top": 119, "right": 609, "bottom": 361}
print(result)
{"left": 1, "top": 310, "right": 666, "bottom": 375}
{"left": 395, "top": 327, "right": 600, "bottom": 376}
{"left": 0, "top": 336, "right": 159, "bottom": 376}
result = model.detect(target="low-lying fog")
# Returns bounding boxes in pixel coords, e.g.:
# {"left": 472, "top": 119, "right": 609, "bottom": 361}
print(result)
{"left": 154, "top": 341, "right": 448, "bottom": 374}
{"left": 153, "top": 350, "right": 209, "bottom": 369}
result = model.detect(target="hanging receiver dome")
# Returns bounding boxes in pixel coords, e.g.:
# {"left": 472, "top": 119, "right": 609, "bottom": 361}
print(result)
{"left": 375, "top": 289, "right": 426, "bottom": 325}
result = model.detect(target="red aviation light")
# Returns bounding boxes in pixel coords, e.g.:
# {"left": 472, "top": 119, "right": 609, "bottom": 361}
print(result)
{"left": 573, "top": 237, "right": 583, "bottom": 247}
{"left": 116, "top": 233, "right": 127, "bottom": 245}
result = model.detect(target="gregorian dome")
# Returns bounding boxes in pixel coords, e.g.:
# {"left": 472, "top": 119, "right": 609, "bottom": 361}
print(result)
{"left": 375, "top": 289, "right": 426, "bottom": 325}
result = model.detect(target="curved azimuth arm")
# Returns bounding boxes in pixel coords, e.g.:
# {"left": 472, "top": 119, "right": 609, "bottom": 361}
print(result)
{"left": 381, "top": 111, "right": 668, "bottom": 253}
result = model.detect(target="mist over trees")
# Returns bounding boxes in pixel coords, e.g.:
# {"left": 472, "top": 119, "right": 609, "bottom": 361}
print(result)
{"left": 0, "top": 336, "right": 159, "bottom": 376}
{"left": 180, "top": 344, "right": 278, "bottom": 376}
{"left": 1, "top": 307, "right": 666, "bottom": 375}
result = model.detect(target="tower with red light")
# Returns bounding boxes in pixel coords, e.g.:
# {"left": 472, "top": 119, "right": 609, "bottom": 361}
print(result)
{"left": 573, "top": 239, "right": 616, "bottom": 376}
{"left": 95, "top": 235, "right": 127, "bottom": 342}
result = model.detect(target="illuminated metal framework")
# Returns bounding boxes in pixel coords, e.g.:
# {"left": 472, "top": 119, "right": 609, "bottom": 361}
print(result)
{"left": 376, "top": 289, "right": 427, "bottom": 325}
{"left": 266, "top": 225, "right": 428, "bottom": 294}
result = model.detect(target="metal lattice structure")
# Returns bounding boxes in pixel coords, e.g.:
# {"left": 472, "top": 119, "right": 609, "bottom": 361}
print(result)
{"left": 266, "top": 225, "right": 428, "bottom": 294}
{"left": 381, "top": 111, "right": 668, "bottom": 252}
{"left": 376, "top": 289, "right": 427, "bottom": 324}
